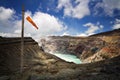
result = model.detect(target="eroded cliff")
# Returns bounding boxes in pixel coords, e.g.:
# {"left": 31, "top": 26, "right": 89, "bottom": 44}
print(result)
{"left": 41, "top": 29, "right": 120, "bottom": 63}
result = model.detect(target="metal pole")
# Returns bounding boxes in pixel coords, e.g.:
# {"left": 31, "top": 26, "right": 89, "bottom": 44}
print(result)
{"left": 20, "top": 5, "right": 24, "bottom": 73}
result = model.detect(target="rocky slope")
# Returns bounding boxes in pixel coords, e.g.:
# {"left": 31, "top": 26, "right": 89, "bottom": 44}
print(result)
{"left": 0, "top": 37, "right": 72, "bottom": 76}
{"left": 24, "top": 55, "right": 120, "bottom": 80}
{"left": 40, "top": 29, "right": 120, "bottom": 63}
{"left": 0, "top": 36, "right": 120, "bottom": 80}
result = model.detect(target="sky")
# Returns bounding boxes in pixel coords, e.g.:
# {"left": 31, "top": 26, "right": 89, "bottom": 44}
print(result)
{"left": 0, "top": 0, "right": 120, "bottom": 41}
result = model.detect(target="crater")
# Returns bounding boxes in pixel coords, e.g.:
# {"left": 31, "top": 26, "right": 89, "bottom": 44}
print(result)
{"left": 49, "top": 52, "right": 81, "bottom": 64}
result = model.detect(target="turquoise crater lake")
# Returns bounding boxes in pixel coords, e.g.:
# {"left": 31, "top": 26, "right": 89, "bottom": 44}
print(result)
{"left": 50, "top": 52, "right": 81, "bottom": 64}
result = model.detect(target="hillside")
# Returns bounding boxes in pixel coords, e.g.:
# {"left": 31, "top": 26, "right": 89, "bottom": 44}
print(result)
{"left": 0, "top": 37, "right": 72, "bottom": 76}
{"left": 0, "top": 36, "right": 120, "bottom": 80}
{"left": 41, "top": 28, "right": 120, "bottom": 63}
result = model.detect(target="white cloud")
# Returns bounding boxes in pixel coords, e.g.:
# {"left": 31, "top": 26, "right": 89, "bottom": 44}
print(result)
{"left": 57, "top": 0, "right": 90, "bottom": 19}
{"left": 113, "top": 24, "right": 120, "bottom": 29}
{"left": 0, "top": 7, "right": 15, "bottom": 28}
{"left": 76, "top": 33, "right": 88, "bottom": 37}
{"left": 0, "top": 32, "right": 31, "bottom": 37}
{"left": 25, "top": 11, "right": 67, "bottom": 40}
{"left": 0, "top": 7, "right": 67, "bottom": 41}
{"left": 0, "top": 33, "right": 19, "bottom": 37}
{"left": 61, "top": 32, "right": 88, "bottom": 37}
{"left": 112, "top": 19, "right": 120, "bottom": 29}
{"left": 61, "top": 32, "right": 70, "bottom": 36}
{"left": 0, "top": 7, "right": 16, "bottom": 33}
{"left": 0, "top": 7, "right": 15, "bottom": 21}
{"left": 83, "top": 22, "right": 104, "bottom": 35}
{"left": 99, "top": 25, "right": 104, "bottom": 29}
{"left": 94, "top": 0, "right": 120, "bottom": 16}
{"left": 84, "top": 23, "right": 99, "bottom": 34}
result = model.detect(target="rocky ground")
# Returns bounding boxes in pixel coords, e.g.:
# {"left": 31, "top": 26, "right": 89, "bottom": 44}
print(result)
{"left": 0, "top": 29, "right": 120, "bottom": 80}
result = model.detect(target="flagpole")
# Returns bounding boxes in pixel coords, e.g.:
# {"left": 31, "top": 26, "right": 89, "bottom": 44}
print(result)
{"left": 20, "top": 5, "right": 24, "bottom": 73}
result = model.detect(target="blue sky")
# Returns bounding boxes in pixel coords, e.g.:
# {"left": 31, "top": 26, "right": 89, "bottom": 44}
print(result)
{"left": 0, "top": 0, "right": 120, "bottom": 40}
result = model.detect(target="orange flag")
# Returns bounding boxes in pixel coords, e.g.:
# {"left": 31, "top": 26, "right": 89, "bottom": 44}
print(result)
{"left": 26, "top": 16, "right": 38, "bottom": 29}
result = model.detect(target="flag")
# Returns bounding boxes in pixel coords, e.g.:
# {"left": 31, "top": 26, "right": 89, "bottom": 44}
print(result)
{"left": 26, "top": 16, "right": 38, "bottom": 29}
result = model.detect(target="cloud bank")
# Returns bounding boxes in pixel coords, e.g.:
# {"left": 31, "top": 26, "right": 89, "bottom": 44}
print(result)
{"left": 94, "top": 0, "right": 120, "bottom": 16}
{"left": 57, "top": 0, "right": 90, "bottom": 19}
{"left": 0, "top": 6, "right": 67, "bottom": 41}
{"left": 83, "top": 22, "right": 104, "bottom": 35}
{"left": 112, "top": 19, "right": 120, "bottom": 29}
